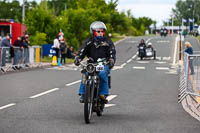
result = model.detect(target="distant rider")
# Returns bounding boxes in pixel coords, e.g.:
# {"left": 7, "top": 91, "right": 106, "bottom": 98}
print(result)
{"left": 138, "top": 39, "right": 146, "bottom": 48}
{"left": 74, "top": 21, "right": 116, "bottom": 103}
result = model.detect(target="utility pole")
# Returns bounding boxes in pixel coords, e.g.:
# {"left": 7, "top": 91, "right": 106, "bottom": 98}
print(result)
{"left": 172, "top": 16, "right": 174, "bottom": 35}
{"left": 22, "top": 0, "right": 25, "bottom": 23}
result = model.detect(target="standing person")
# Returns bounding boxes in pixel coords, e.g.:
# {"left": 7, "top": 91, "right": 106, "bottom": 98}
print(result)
{"left": 22, "top": 34, "right": 30, "bottom": 67}
{"left": 184, "top": 41, "right": 194, "bottom": 75}
{"left": 53, "top": 35, "right": 60, "bottom": 62}
{"left": 74, "top": 21, "right": 116, "bottom": 103}
{"left": 66, "top": 46, "right": 75, "bottom": 59}
{"left": 0, "top": 34, "right": 12, "bottom": 67}
{"left": 13, "top": 36, "right": 23, "bottom": 69}
{"left": 60, "top": 40, "right": 67, "bottom": 64}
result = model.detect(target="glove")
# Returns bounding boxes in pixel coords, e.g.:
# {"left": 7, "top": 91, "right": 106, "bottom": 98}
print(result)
{"left": 74, "top": 56, "right": 81, "bottom": 66}
{"left": 109, "top": 58, "right": 115, "bottom": 69}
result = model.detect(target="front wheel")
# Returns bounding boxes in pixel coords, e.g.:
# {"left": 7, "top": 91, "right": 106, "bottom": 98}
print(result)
{"left": 84, "top": 84, "right": 94, "bottom": 124}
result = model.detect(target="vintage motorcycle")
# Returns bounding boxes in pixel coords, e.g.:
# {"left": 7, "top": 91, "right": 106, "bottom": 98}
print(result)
{"left": 80, "top": 58, "right": 110, "bottom": 124}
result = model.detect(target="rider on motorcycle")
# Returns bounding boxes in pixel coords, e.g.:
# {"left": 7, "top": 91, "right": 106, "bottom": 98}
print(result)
{"left": 74, "top": 21, "right": 116, "bottom": 103}
{"left": 138, "top": 39, "right": 146, "bottom": 48}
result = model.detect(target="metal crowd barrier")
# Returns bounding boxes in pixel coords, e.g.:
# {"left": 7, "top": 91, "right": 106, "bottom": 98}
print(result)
{"left": 0, "top": 46, "right": 42, "bottom": 73}
{"left": 179, "top": 52, "right": 200, "bottom": 108}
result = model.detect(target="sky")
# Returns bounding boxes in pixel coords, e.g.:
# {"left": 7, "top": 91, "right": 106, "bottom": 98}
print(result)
{"left": 17, "top": 0, "right": 178, "bottom": 26}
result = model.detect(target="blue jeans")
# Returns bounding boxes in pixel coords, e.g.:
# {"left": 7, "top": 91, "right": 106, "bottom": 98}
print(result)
{"left": 79, "top": 65, "right": 110, "bottom": 95}
{"left": 1, "top": 48, "right": 9, "bottom": 67}
{"left": 13, "top": 48, "right": 21, "bottom": 65}
{"left": 23, "top": 48, "right": 29, "bottom": 64}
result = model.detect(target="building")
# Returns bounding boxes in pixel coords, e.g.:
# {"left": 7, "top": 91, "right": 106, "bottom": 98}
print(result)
{"left": 0, "top": 19, "right": 27, "bottom": 45}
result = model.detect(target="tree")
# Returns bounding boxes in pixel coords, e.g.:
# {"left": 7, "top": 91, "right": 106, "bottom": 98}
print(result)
{"left": 25, "top": 1, "right": 56, "bottom": 43}
{"left": 0, "top": 0, "right": 22, "bottom": 22}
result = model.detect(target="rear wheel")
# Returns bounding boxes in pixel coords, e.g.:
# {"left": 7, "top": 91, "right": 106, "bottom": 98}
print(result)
{"left": 84, "top": 84, "right": 94, "bottom": 124}
{"left": 153, "top": 51, "right": 156, "bottom": 60}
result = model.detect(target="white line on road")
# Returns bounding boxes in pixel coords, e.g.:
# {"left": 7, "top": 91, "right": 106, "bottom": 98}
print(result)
{"left": 105, "top": 95, "right": 117, "bottom": 108}
{"left": 66, "top": 80, "right": 81, "bottom": 86}
{"left": 132, "top": 54, "right": 137, "bottom": 59}
{"left": 106, "top": 95, "right": 117, "bottom": 101}
{"left": 126, "top": 59, "right": 132, "bottom": 63}
{"left": 29, "top": 88, "right": 60, "bottom": 99}
{"left": 120, "top": 63, "right": 126, "bottom": 68}
{"left": 154, "top": 61, "right": 167, "bottom": 64}
{"left": 133, "top": 66, "right": 146, "bottom": 70}
{"left": 0, "top": 103, "right": 16, "bottom": 110}
{"left": 137, "top": 61, "right": 149, "bottom": 64}
{"left": 156, "top": 67, "right": 169, "bottom": 70}
{"left": 105, "top": 104, "right": 116, "bottom": 108}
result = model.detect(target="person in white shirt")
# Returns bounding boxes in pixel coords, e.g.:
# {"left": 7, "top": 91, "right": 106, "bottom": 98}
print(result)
{"left": 53, "top": 35, "right": 60, "bottom": 62}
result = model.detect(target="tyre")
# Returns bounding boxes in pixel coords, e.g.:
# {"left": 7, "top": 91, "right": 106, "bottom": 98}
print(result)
{"left": 84, "top": 84, "right": 94, "bottom": 124}
{"left": 153, "top": 51, "right": 156, "bottom": 60}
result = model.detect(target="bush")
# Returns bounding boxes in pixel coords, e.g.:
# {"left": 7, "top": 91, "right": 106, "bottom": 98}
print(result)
{"left": 30, "top": 32, "right": 47, "bottom": 46}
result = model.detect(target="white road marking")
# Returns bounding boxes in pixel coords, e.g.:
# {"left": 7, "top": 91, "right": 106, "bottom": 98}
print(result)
{"left": 29, "top": 88, "right": 60, "bottom": 99}
{"left": 0, "top": 103, "right": 16, "bottom": 110}
{"left": 112, "top": 66, "right": 123, "bottom": 70}
{"left": 156, "top": 56, "right": 162, "bottom": 60}
{"left": 105, "top": 104, "right": 116, "bottom": 108}
{"left": 66, "top": 80, "right": 81, "bottom": 86}
{"left": 156, "top": 67, "right": 169, "bottom": 70}
{"left": 154, "top": 61, "right": 167, "bottom": 64}
{"left": 120, "top": 63, "right": 126, "bottom": 68}
{"left": 157, "top": 40, "right": 170, "bottom": 43}
{"left": 126, "top": 59, "right": 132, "bottom": 63}
{"left": 133, "top": 66, "right": 146, "bottom": 70}
{"left": 162, "top": 57, "right": 171, "bottom": 61}
{"left": 106, "top": 95, "right": 117, "bottom": 101}
{"left": 137, "top": 61, "right": 149, "bottom": 64}
{"left": 132, "top": 53, "right": 138, "bottom": 59}
{"left": 145, "top": 38, "right": 152, "bottom": 43}
{"left": 105, "top": 95, "right": 117, "bottom": 108}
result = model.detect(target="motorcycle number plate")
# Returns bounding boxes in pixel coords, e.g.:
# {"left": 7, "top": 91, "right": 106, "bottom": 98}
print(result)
{"left": 96, "top": 65, "right": 104, "bottom": 71}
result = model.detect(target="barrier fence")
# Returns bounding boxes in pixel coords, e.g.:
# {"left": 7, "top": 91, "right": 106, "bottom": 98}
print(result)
{"left": 0, "top": 46, "right": 42, "bottom": 73}
{"left": 179, "top": 52, "right": 200, "bottom": 106}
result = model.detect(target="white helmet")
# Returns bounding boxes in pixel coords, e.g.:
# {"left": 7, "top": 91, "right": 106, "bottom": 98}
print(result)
{"left": 90, "top": 21, "right": 107, "bottom": 35}
{"left": 147, "top": 42, "right": 152, "bottom": 46}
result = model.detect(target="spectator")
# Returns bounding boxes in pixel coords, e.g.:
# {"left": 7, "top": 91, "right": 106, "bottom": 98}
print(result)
{"left": 22, "top": 34, "right": 30, "bottom": 67}
{"left": 184, "top": 41, "right": 194, "bottom": 75}
{"left": 53, "top": 35, "right": 60, "bottom": 62}
{"left": 60, "top": 40, "right": 67, "bottom": 64}
{"left": 66, "top": 46, "right": 75, "bottom": 59}
{"left": 0, "top": 34, "right": 12, "bottom": 67}
{"left": 13, "top": 36, "right": 23, "bottom": 69}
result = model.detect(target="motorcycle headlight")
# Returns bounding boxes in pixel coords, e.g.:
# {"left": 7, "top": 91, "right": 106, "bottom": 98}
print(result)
{"left": 86, "top": 63, "right": 95, "bottom": 73}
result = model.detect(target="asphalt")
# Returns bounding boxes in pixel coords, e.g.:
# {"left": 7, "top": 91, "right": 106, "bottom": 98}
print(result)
{"left": 0, "top": 35, "right": 200, "bottom": 133}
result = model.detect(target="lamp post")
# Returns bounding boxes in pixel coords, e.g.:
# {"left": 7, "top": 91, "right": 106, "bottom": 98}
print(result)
{"left": 22, "top": 0, "right": 25, "bottom": 23}
{"left": 172, "top": 15, "right": 174, "bottom": 35}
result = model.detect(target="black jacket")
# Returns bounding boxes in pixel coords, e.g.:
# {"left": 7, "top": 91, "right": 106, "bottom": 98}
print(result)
{"left": 77, "top": 37, "right": 116, "bottom": 62}
{"left": 138, "top": 43, "right": 146, "bottom": 48}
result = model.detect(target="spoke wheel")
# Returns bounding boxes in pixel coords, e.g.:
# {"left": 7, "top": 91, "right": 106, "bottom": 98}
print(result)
{"left": 84, "top": 84, "right": 94, "bottom": 124}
